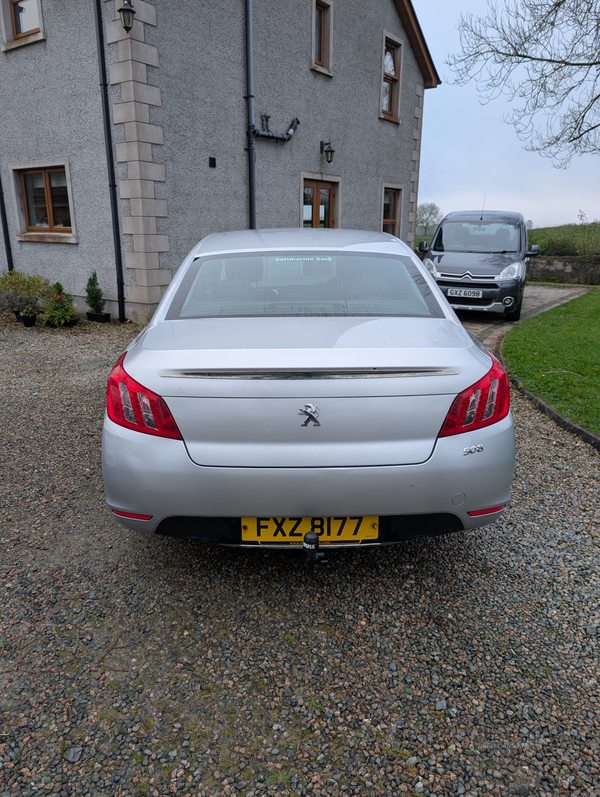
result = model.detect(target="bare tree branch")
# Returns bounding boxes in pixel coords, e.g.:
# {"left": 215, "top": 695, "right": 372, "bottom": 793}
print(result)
{"left": 447, "top": 0, "right": 600, "bottom": 166}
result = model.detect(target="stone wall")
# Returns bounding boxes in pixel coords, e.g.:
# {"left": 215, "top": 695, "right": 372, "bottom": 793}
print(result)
{"left": 528, "top": 256, "right": 600, "bottom": 285}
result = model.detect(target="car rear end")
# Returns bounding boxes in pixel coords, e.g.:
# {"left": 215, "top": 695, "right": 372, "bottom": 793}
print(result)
{"left": 102, "top": 231, "right": 514, "bottom": 546}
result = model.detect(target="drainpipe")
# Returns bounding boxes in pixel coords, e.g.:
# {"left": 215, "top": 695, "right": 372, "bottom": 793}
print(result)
{"left": 245, "top": 0, "right": 257, "bottom": 229}
{"left": 93, "top": 0, "right": 126, "bottom": 322}
{"left": 244, "top": 0, "right": 299, "bottom": 230}
{"left": 0, "top": 170, "right": 14, "bottom": 272}
{"left": 256, "top": 114, "right": 299, "bottom": 142}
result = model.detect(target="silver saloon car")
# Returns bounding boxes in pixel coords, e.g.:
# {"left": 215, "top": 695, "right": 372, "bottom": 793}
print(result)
{"left": 102, "top": 228, "right": 514, "bottom": 548}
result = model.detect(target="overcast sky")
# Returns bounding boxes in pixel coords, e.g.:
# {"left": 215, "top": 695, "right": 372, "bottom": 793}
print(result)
{"left": 415, "top": 0, "right": 598, "bottom": 229}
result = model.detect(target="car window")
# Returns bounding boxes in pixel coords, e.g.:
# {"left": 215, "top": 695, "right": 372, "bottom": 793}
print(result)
{"left": 432, "top": 222, "right": 520, "bottom": 254}
{"left": 166, "top": 252, "right": 444, "bottom": 319}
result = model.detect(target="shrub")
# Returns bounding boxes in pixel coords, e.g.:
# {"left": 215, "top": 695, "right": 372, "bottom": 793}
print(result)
{"left": 0, "top": 270, "right": 52, "bottom": 314}
{"left": 40, "top": 282, "right": 78, "bottom": 327}
{"left": 537, "top": 234, "right": 578, "bottom": 257}
{"left": 86, "top": 271, "right": 106, "bottom": 314}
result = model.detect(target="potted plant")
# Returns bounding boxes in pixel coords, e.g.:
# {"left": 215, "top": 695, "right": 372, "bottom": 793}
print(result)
{"left": 40, "top": 282, "right": 79, "bottom": 328}
{"left": 21, "top": 305, "right": 38, "bottom": 327}
{"left": 0, "top": 270, "right": 51, "bottom": 319}
{"left": 85, "top": 271, "right": 110, "bottom": 322}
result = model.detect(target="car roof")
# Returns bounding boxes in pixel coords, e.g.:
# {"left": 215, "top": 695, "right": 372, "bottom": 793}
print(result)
{"left": 441, "top": 211, "right": 525, "bottom": 224}
{"left": 190, "top": 228, "right": 408, "bottom": 257}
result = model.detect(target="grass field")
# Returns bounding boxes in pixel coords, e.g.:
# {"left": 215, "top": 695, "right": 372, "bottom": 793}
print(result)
{"left": 503, "top": 289, "right": 600, "bottom": 436}
{"left": 528, "top": 221, "right": 600, "bottom": 257}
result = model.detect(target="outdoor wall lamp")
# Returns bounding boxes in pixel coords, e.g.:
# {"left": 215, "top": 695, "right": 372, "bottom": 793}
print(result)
{"left": 118, "top": 0, "right": 136, "bottom": 33}
{"left": 320, "top": 140, "right": 335, "bottom": 164}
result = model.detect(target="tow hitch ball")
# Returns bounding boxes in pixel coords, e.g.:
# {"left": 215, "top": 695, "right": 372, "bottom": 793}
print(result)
{"left": 303, "top": 531, "right": 327, "bottom": 577}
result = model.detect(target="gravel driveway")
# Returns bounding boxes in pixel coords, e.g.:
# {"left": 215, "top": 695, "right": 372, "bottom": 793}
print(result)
{"left": 1, "top": 310, "right": 599, "bottom": 797}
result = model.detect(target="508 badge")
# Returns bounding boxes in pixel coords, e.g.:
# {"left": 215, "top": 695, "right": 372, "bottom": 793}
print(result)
{"left": 463, "top": 444, "right": 484, "bottom": 456}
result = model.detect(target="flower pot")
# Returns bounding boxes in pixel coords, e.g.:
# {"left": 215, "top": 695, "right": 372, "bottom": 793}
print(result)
{"left": 45, "top": 316, "right": 79, "bottom": 328}
{"left": 86, "top": 311, "right": 111, "bottom": 323}
{"left": 22, "top": 314, "right": 36, "bottom": 327}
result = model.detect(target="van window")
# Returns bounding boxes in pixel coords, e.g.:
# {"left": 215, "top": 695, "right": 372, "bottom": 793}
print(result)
{"left": 432, "top": 221, "right": 520, "bottom": 254}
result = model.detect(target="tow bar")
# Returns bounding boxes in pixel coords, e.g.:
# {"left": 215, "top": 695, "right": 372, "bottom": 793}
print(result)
{"left": 303, "top": 531, "right": 327, "bottom": 577}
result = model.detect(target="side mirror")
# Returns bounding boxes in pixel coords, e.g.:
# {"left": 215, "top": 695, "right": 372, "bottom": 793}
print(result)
{"left": 418, "top": 241, "right": 429, "bottom": 253}
{"left": 527, "top": 244, "right": 540, "bottom": 256}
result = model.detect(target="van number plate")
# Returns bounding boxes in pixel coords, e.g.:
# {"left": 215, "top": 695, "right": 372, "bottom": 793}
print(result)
{"left": 447, "top": 288, "right": 483, "bottom": 298}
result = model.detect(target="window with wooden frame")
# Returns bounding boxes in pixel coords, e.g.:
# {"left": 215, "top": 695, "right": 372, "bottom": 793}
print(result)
{"left": 9, "top": 0, "right": 40, "bottom": 39}
{"left": 20, "top": 168, "right": 72, "bottom": 232}
{"left": 303, "top": 180, "right": 336, "bottom": 228}
{"left": 382, "top": 188, "right": 400, "bottom": 236}
{"left": 312, "top": 0, "right": 332, "bottom": 74}
{"left": 381, "top": 38, "right": 401, "bottom": 121}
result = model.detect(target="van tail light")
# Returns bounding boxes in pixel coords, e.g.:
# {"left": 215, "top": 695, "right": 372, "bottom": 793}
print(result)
{"left": 438, "top": 353, "right": 509, "bottom": 437}
{"left": 107, "top": 352, "right": 182, "bottom": 440}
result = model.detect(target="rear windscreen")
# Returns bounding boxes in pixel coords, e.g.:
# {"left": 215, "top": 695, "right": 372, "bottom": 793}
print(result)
{"left": 166, "top": 251, "right": 444, "bottom": 319}
{"left": 432, "top": 221, "right": 521, "bottom": 254}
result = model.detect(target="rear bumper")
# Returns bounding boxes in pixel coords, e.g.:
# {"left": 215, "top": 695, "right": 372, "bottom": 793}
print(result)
{"left": 102, "top": 413, "right": 514, "bottom": 543}
{"left": 153, "top": 513, "right": 465, "bottom": 546}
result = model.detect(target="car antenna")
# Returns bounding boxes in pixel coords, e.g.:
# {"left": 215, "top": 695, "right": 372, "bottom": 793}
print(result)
{"left": 480, "top": 195, "right": 486, "bottom": 221}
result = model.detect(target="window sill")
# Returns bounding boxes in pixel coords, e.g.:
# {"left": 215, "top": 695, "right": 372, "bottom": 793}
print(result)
{"left": 16, "top": 232, "right": 78, "bottom": 244}
{"left": 311, "top": 63, "right": 333, "bottom": 77}
{"left": 379, "top": 113, "right": 400, "bottom": 124}
{"left": 1, "top": 31, "right": 45, "bottom": 51}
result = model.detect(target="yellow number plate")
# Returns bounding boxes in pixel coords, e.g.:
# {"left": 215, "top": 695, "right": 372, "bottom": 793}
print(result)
{"left": 241, "top": 516, "right": 379, "bottom": 544}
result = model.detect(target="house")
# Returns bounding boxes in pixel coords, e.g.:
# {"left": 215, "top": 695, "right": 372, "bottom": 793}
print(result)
{"left": 0, "top": 0, "right": 439, "bottom": 322}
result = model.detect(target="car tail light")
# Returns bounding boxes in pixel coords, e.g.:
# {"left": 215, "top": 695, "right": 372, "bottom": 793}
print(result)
{"left": 107, "top": 352, "right": 182, "bottom": 440}
{"left": 438, "top": 353, "right": 509, "bottom": 437}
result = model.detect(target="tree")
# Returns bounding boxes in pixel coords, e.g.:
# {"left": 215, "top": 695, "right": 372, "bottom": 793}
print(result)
{"left": 417, "top": 202, "right": 443, "bottom": 236}
{"left": 447, "top": 0, "right": 600, "bottom": 167}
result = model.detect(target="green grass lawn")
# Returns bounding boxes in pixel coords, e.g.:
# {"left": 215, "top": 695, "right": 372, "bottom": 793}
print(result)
{"left": 502, "top": 289, "right": 600, "bottom": 436}
{"left": 528, "top": 222, "right": 600, "bottom": 257}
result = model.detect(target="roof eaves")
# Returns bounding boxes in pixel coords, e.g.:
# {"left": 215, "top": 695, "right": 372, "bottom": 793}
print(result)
{"left": 393, "top": 0, "right": 441, "bottom": 89}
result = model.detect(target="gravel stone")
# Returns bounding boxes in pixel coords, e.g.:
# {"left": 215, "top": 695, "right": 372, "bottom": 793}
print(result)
{"left": 63, "top": 748, "right": 82, "bottom": 763}
{"left": 1, "top": 314, "right": 599, "bottom": 797}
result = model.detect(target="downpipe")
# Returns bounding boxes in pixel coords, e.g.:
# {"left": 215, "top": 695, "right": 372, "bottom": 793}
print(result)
{"left": 244, "top": 0, "right": 299, "bottom": 230}
{"left": 0, "top": 169, "right": 14, "bottom": 271}
{"left": 245, "top": 0, "right": 257, "bottom": 229}
{"left": 94, "top": 0, "right": 126, "bottom": 322}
